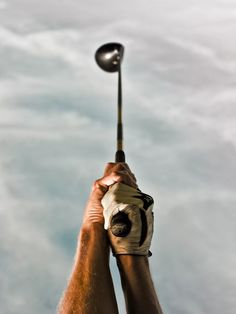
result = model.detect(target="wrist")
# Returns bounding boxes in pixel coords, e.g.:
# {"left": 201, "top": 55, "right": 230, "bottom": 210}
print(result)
{"left": 82, "top": 202, "right": 105, "bottom": 227}
{"left": 81, "top": 221, "right": 105, "bottom": 234}
{"left": 79, "top": 221, "right": 109, "bottom": 247}
{"left": 116, "top": 254, "right": 149, "bottom": 268}
{"left": 78, "top": 222, "right": 110, "bottom": 258}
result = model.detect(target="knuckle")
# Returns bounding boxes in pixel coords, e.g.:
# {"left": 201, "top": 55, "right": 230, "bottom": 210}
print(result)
{"left": 109, "top": 171, "right": 123, "bottom": 183}
{"left": 111, "top": 171, "right": 121, "bottom": 177}
{"left": 107, "top": 162, "right": 115, "bottom": 166}
{"left": 93, "top": 179, "right": 100, "bottom": 189}
{"left": 113, "top": 163, "right": 125, "bottom": 171}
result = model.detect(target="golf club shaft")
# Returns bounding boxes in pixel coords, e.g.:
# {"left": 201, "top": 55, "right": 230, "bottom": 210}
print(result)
{"left": 111, "top": 64, "right": 131, "bottom": 238}
{"left": 115, "top": 65, "right": 125, "bottom": 162}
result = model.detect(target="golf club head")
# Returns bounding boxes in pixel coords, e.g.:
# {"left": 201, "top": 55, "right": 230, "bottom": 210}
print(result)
{"left": 95, "top": 42, "right": 124, "bottom": 72}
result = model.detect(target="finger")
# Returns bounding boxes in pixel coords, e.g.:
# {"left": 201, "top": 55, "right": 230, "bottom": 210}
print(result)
{"left": 102, "top": 171, "right": 138, "bottom": 189}
{"left": 117, "top": 169, "right": 137, "bottom": 183}
{"left": 103, "top": 162, "right": 117, "bottom": 176}
{"left": 98, "top": 173, "right": 122, "bottom": 187}
{"left": 103, "top": 162, "right": 133, "bottom": 177}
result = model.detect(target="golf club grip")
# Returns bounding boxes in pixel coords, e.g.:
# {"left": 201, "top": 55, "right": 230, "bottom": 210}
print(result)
{"left": 115, "top": 150, "right": 125, "bottom": 162}
{"left": 110, "top": 150, "right": 131, "bottom": 237}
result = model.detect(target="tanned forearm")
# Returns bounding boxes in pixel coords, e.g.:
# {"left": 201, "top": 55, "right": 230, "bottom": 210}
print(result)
{"left": 58, "top": 163, "right": 163, "bottom": 313}
{"left": 58, "top": 223, "right": 118, "bottom": 314}
{"left": 117, "top": 255, "right": 163, "bottom": 314}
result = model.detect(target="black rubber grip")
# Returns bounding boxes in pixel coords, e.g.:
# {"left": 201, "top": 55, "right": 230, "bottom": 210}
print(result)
{"left": 115, "top": 150, "right": 125, "bottom": 162}
{"left": 110, "top": 150, "right": 131, "bottom": 237}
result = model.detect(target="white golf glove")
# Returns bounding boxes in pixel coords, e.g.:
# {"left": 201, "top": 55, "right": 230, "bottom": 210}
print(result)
{"left": 101, "top": 182, "right": 154, "bottom": 256}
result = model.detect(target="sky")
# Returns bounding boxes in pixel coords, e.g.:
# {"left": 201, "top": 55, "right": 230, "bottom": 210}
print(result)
{"left": 0, "top": 0, "right": 236, "bottom": 313}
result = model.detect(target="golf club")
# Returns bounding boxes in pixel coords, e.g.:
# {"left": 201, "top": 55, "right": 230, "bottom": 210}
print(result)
{"left": 95, "top": 42, "right": 131, "bottom": 237}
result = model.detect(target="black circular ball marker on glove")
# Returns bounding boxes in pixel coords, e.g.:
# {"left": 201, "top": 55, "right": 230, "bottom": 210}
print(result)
{"left": 110, "top": 211, "right": 132, "bottom": 237}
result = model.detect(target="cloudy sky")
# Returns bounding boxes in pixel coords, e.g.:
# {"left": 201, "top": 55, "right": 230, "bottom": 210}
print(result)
{"left": 0, "top": 0, "right": 236, "bottom": 313}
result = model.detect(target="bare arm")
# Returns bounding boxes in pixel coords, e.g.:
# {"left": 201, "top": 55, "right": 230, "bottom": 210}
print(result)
{"left": 58, "top": 167, "right": 122, "bottom": 314}
{"left": 117, "top": 255, "right": 163, "bottom": 314}
{"left": 58, "top": 163, "right": 135, "bottom": 314}
{"left": 58, "top": 223, "right": 118, "bottom": 314}
{"left": 58, "top": 162, "right": 163, "bottom": 313}
{"left": 103, "top": 164, "right": 163, "bottom": 313}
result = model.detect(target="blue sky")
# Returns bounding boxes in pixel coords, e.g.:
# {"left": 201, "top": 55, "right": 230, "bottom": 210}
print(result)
{"left": 0, "top": 0, "right": 236, "bottom": 313}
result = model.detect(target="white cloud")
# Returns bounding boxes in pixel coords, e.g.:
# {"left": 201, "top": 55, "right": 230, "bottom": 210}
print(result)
{"left": 0, "top": 162, "right": 71, "bottom": 312}
{"left": 1, "top": 0, "right": 236, "bottom": 313}
{"left": 0, "top": 1, "right": 6, "bottom": 9}
{"left": 0, "top": 27, "right": 84, "bottom": 67}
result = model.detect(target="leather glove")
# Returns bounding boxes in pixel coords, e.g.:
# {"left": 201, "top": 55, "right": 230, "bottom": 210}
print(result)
{"left": 102, "top": 182, "right": 154, "bottom": 256}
